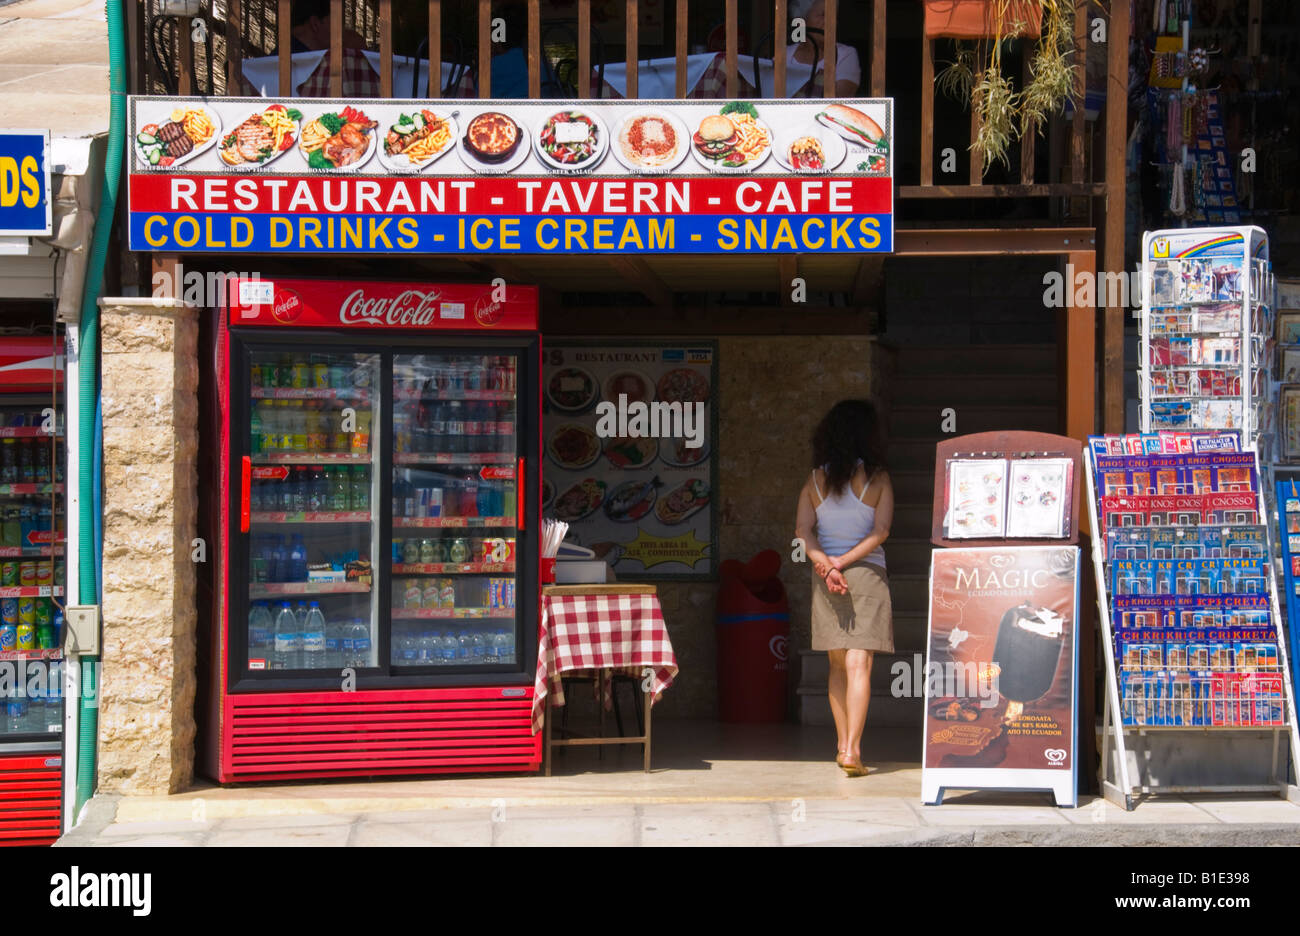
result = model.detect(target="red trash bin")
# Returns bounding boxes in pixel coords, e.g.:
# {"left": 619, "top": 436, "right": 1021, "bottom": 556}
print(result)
{"left": 716, "top": 551, "right": 789, "bottom": 723}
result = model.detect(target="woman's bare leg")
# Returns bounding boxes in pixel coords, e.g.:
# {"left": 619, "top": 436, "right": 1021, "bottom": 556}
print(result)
{"left": 843, "top": 649, "right": 874, "bottom": 763}
{"left": 827, "top": 649, "right": 848, "bottom": 757}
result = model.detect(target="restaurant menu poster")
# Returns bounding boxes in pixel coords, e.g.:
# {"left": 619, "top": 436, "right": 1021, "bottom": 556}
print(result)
{"left": 922, "top": 546, "right": 1080, "bottom": 806}
{"left": 543, "top": 340, "right": 718, "bottom": 580}
{"left": 1006, "top": 458, "right": 1072, "bottom": 538}
{"left": 947, "top": 459, "right": 1007, "bottom": 539}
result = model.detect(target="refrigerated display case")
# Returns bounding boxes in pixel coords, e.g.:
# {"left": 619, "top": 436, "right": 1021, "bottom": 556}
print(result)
{"left": 0, "top": 337, "right": 65, "bottom": 844}
{"left": 202, "top": 280, "right": 541, "bottom": 782}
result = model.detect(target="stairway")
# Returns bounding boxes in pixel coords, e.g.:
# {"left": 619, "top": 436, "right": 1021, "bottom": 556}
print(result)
{"left": 797, "top": 343, "right": 1061, "bottom": 729}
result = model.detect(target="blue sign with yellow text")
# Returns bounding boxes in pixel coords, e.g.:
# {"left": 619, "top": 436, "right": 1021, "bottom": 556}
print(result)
{"left": 0, "top": 131, "right": 51, "bottom": 236}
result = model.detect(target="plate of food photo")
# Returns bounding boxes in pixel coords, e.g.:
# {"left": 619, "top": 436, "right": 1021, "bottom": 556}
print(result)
{"left": 458, "top": 111, "right": 529, "bottom": 174}
{"left": 554, "top": 478, "right": 605, "bottom": 522}
{"left": 299, "top": 105, "right": 379, "bottom": 171}
{"left": 602, "top": 436, "right": 658, "bottom": 470}
{"left": 654, "top": 479, "right": 710, "bottom": 525}
{"left": 605, "top": 478, "right": 659, "bottom": 523}
{"left": 814, "top": 103, "right": 889, "bottom": 173}
{"left": 548, "top": 423, "right": 602, "bottom": 471}
{"left": 611, "top": 109, "right": 692, "bottom": 174}
{"left": 135, "top": 104, "right": 220, "bottom": 169}
{"left": 534, "top": 108, "right": 609, "bottom": 172}
{"left": 603, "top": 370, "right": 654, "bottom": 406}
{"left": 378, "top": 108, "right": 458, "bottom": 172}
{"left": 657, "top": 368, "right": 710, "bottom": 405}
{"left": 771, "top": 124, "right": 847, "bottom": 173}
{"left": 218, "top": 104, "right": 300, "bottom": 169}
{"left": 659, "top": 435, "right": 710, "bottom": 468}
{"left": 547, "top": 366, "right": 599, "bottom": 413}
{"left": 689, "top": 102, "right": 772, "bottom": 173}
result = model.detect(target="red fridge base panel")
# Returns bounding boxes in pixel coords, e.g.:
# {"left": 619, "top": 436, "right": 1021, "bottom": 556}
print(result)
{"left": 0, "top": 337, "right": 64, "bottom": 393}
{"left": 228, "top": 277, "right": 539, "bottom": 331}
{"left": 0, "top": 753, "right": 62, "bottom": 847}
{"left": 220, "top": 685, "right": 541, "bottom": 782}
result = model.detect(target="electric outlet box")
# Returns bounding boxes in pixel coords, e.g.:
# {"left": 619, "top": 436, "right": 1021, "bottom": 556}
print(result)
{"left": 161, "top": 0, "right": 203, "bottom": 16}
{"left": 63, "top": 605, "right": 100, "bottom": 656}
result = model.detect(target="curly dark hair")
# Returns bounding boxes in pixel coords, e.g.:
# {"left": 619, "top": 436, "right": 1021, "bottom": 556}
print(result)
{"left": 812, "top": 399, "right": 887, "bottom": 496}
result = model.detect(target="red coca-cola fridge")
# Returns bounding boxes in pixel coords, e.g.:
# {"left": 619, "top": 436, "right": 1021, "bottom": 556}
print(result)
{"left": 200, "top": 278, "right": 542, "bottom": 782}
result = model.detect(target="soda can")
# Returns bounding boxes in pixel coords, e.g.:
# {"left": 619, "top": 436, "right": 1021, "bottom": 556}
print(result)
{"left": 312, "top": 363, "right": 330, "bottom": 388}
{"left": 291, "top": 363, "right": 309, "bottom": 389}
{"left": 250, "top": 362, "right": 263, "bottom": 388}
{"left": 15, "top": 619, "right": 35, "bottom": 650}
{"left": 35, "top": 561, "right": 51, "bottom": 586}
{"left": 1, "top": 597, "right": 16, "bottom": 626}
{"left": 1, "top": 561, "right": 16, "bottom": 586}
{"left": 438, "top": 579, "right": 456, "bottom": 610}
{"left": 0, "top": 622, "right": 14, "bottom": 651}
{"left": 34, "top": 598, "right": 50, "bottom": 629}
{"left": 17, "top": 597, "right": 35, "bottom": 626}
{"left": 53, "top": 561, "right": 64, "bottom": 586}
{"left": 19, "top": 561, "right": 35, "bottom": 587}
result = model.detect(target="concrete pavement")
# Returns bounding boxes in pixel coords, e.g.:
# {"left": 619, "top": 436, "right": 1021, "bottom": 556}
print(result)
{"left": 53, "top": 722, "right": 1300, "bottom": 846}
{"left": 0, "top": 0, "right": 109, "bottom": 136}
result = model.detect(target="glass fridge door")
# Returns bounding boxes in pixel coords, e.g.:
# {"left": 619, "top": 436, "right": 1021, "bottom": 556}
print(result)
{"left": 0, "top": 402, "right": 65, "bottom": 738}
{"left": 245, "top": 351, "right": 380, "bottom": 674}
{"left": 390, "top": 353, "right": 519, "bottom": 670}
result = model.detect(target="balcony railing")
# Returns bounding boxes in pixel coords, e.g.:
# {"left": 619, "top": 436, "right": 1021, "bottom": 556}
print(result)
{"left": 132, "top": 0, "right": 1123, "bottom": 201}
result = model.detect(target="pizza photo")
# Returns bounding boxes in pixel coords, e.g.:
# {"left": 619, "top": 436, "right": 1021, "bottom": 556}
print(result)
{"left": 657, "top": 368, "right": 710, "bottom": 404}
{"left": 548, "top": 423, "right": 601, "bottom": 470}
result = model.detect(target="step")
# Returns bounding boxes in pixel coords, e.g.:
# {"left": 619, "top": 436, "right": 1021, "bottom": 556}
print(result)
{"left": 798, "top": 687, "right": 923, "bottom": 729}
{"left": 890, "top": 373, "right": 1058, "bottom": 407}
{"left": 892, "top": 344, "right": 1059, "bottom": 375}
{"left": 887, "top": 405, "right": 1060, "bottom": 438}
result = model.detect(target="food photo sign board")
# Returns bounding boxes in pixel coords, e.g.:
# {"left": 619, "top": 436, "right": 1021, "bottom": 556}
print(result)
{"left": 543, "top": 341, "right": 718, "bottom": 580}
{"left": 922, "top": 546, "right": 1080, "bottom": 807}
{"left": 125, "top": 96, "right": 892, "bottom": 255}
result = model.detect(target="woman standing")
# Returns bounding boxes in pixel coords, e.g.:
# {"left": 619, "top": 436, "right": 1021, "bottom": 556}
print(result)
{"left": 794, "top": 399, "right": 893, "bottom": 776}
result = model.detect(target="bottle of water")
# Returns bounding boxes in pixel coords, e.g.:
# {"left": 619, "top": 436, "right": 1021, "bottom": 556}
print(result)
{"left": 499, "top": 628, "right": 516, "bottom": 665}
{"left": 438, "top": 631, "right": 457, "bottom": 664}
{"left": 344, "top": 618, "right": 368, "bottom": 668}
{"left": 301, "top": 602, "right": 327, "bottom": 669}
{"left": 44, "top": 664, "right": 62, "bottom": 733}
{"left": 486, "top": 629, "right": 501, "bottom": 661}
{"left": 325, "top": 617, "right": 343, "bottom": 670}
{"left": 418, "top": 631, "right": 437, "bottom": 665}
{"left": 6, "top": 691, "right": 28, "bottom": 732}
{"left": 290, "top": 536, "right": 308, "bottom": 582}
{"left": 457, "top": 630, "right": 472, "bottom": 661}
{"left": 398, "top": 631, "right": 418, "bottom": 665}
{"left": 248, "top": 601, "right": 274, "bottom": 664}
{"left": 470, "top": 631, "right": 487, "bottom": 663}
{"left": 272, "top": 601, "right": 298, "bottom": 670}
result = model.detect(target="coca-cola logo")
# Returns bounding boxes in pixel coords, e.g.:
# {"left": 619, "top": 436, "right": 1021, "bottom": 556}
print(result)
{"left": 339, "top": 289, "right": 441, "bottom": 327}
{"left": 474, "top": 295, "right": 504, "bottom": 327}
{"left": 272, "top": 289, "right": 303, "bottom": 324}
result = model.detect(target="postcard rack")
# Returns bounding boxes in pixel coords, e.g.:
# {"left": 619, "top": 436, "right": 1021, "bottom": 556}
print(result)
{"left": 931, "top": 431, "right": 1083, "bottom": 548}
{"left": 1140, "top": 226, "right": 1276, "bottom": 460}
{"left": 1084, "top": 441, "right": 1300, "bottom": 810}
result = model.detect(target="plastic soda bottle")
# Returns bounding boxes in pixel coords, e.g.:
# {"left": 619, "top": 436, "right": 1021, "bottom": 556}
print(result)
{"left": 351, "top": 466, "right": 370, "bottom": 511}
{"left": 301, "top": 603, "right": 327, "bottom": 669}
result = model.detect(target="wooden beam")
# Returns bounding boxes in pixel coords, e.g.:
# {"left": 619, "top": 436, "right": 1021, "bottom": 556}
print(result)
{"left": 225, "top": 0, "right": 242, "bottom": 95}
{"left": 823, "top": 0, "right": 836, "bottom": 96}
{"left": 379, "top": 0, "right": 393, "bottom": 97}
{"left": 579, "top": 0, "right": 592, "bottom": 97}
{"left": 900, "top": 183, "right": 1107, "bottom": 199}
{"left": 428, "top": 0, "right": 441, "bottom": 98}
{"left": 1071, "top": 0, "right": 1086, "bottom": 183}
{"left": 607, "top": 257, "right": 673, "bottom": 308}
{"left": 778, "top": 255, "right": 798, "bottom": 308}
{"left": 1103, "top": 0, "right": 1131, "bottom": 433}
{"left": 330, "top": 0, "right": 343, "bottom": 97}
{"left": 773, "top": 0, "right": 786, "bottom": 99}
{"left": 896, "top": 227, "right": 1096, "bottom": 256}
{"left": 478, "top": 0, "right": 491, "bottom": 97}
{"left": 1063, "top": 249, "right": 1097, "bottom": 462}
{"left": 675, "top": 0, "right": 687, "bottom": 97}
{"left": 921, "top": 36, "right": 934, "bottom": 185}
{"left": 626, "top": 0, "right": 638, "bottom": 98}
{"left": 278, "top": 0, "right": 291, "bottom": 97}
{"left": 871, "top": 0, "right": 886, "bottom": 97}
{"left": 725, "top": 0, "right": 737, "bottom": 98}
{"left": 1020, "top": 54, "right": 1034, "bottom": 184}
{"left": 527, "top": 0, "right": 540, "bottom": 98}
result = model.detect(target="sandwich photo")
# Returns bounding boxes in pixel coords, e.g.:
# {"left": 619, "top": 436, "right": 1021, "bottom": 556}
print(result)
{"left": 815, "top": 103, "right": 886, "bottom": 148}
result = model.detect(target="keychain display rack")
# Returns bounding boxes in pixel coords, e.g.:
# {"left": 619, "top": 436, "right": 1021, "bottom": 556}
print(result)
{"left": 1140, "top": 226, "right": 1276, "bottom": 462}
{"left": 1085, "top": 434, "right": 1300, "bottom": 809}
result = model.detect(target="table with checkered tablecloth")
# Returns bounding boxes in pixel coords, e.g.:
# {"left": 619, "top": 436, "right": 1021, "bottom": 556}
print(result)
{"left": 534, "top": 586, "right": 678, "bottom": 772}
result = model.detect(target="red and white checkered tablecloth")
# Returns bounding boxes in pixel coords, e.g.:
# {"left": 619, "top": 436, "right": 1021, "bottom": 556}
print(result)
{"left": 532, "top": 591, "right": 678, "bottom": 733}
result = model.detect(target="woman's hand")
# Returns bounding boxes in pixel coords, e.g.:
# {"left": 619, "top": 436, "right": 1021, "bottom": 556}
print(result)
{"left": 829, "top": 554, "right": 845, "bottom": 572}
{"left": 825, "top": 568, "right": 849, "bottom": 594}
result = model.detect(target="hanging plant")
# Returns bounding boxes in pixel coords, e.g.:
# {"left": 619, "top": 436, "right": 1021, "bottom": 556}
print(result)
{"left": 931, "top": 0, "right": 1080, "bottom": 172}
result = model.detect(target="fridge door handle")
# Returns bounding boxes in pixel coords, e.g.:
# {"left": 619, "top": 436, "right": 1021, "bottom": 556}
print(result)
{"left": 240, "top": 456, "right": 251, "bottom": 533}
{"left": 517, "top": 456, "right": 526, "bottom": 530}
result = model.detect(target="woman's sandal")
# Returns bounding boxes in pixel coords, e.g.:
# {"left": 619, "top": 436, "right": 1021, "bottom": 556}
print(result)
{"left": 839, "top": 759, "right": 870, "bottom": 777}
{"left": 835, "top": 752, "right": 846, "bottom": 767}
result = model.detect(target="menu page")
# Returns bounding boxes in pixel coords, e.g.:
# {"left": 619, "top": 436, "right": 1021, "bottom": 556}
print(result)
{"left": 1006, "top": 458, "right": 1072, "bottom": 539}
{"left": 947, "top": 459, "right": 1007, "bottom": 539}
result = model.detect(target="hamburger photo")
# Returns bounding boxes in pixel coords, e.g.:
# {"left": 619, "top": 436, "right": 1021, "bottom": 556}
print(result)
{"left": 693, "top": 114, "right": 739, "bottom": 163}
{"left": 815, "top": 103, "right": 885, "bottom": 148}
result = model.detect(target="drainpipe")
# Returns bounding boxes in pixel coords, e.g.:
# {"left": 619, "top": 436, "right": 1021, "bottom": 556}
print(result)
{"left": 73, "top": 0, "right": 126, "bottom": 816}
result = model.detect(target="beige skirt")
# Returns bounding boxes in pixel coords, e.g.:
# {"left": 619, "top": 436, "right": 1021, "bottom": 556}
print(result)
{"left": 811, "top": 561, "right": 894, "bottom": 653}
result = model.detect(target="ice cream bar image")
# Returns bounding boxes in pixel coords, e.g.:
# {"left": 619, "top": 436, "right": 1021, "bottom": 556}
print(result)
{"left": 991, "top": 606, "right": 1065, "bottom": 703}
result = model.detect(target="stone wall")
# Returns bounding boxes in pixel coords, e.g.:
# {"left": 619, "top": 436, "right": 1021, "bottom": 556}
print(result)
{"left": 98, "top": 299, "right": 199, "bottom": 795}
{"left": 650, "top": 336, "right": 881, "bottom": 719}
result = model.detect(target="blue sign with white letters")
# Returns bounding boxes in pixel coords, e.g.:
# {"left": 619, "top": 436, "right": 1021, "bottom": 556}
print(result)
{"left": 0, "top": 131, "right": 51, "bottom": 236}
